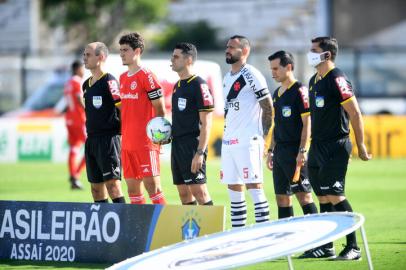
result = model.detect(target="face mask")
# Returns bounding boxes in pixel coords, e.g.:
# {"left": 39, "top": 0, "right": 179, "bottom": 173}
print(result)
{"left": 307, "top": 51, "right": 328, "bottom": 67}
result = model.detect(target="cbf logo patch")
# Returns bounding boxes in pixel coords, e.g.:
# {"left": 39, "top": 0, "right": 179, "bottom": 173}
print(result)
{"left": 181, "top": 210, "right": 201, "bottom": 240}
{"left": 178, "top": 98, "right": 187, "bottom": 111}
{"left": 282, "top": 106, "right": 291, "bottom": 117}
{"left": 315, "top": 96, "right": 324, "bottom": 108}
{"left": 92, "top": 96, "right": 102, "bottom": 109}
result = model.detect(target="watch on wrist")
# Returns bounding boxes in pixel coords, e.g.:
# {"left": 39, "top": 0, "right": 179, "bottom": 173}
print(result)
{"left": 196, "top": 149, "right": 205, "bottom": 156}
{"left": 299, "top": 147, "right": 307, "bottom": 154}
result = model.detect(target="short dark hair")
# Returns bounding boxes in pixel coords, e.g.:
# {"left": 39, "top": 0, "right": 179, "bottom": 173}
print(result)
{"left": 268, "top": 50, "right": 295, "bottom": 70}
{"left": 229, "top": 35, "right": 250, "bottom": 48}
{"left": 174, "top": 42, "right": 197, "bottom": 63}
{"left": 311, "top": 36, "right": 338, "bottom": 61}
{"left": 94, "top": 42, "right": 109, "bottom": 57}
{"left": 71, "top": 60, "right": 83, "bottom": 74}
{"left": 119, "top": 32, "right": 145, "bottom": 53}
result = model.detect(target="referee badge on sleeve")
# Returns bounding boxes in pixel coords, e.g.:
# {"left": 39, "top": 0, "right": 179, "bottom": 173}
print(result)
{"left": 282, "top": 106, "right": 291, "bottom": 117}
{"left": 92, "top": 96, "right": 102, "bottom": 109}
{"left": 178, "top": 98, "right": 187, "bottom": 111}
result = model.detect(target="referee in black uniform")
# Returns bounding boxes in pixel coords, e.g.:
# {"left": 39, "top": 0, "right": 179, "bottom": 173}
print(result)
{"left": 302, "top": 37, "right": 371, "bottom": 260}
{"left": 82, "top": 42, "right": 125, "bottom": 203}
{"left": 170, "top": 42, "right": 214, "bottom": 205}
{"left": 266, "top": 51, "right": 318, "bottom": 219}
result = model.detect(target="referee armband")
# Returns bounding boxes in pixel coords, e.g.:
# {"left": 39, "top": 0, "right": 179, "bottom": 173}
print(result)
{"left": 147, "top": 88, "right": 163, "bottom": 100}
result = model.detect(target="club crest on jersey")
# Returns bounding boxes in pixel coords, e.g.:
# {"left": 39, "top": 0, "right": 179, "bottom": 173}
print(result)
{"left": 233, "top": 81, "right": 241, "bottom": 91}
{"left": 130, "top": 81, "right": 137, "bottom": 90}
{"left": 282, "top": 106, "right": 292, "bottom": 117}
{"left": 92, "top": 96, "right": 102, "bottom": 109}
{"left": 315, "top": 96, "right": 325, "bottom": 108}
{"left": 178, "top": 98, "right": 187, "bottom": 111}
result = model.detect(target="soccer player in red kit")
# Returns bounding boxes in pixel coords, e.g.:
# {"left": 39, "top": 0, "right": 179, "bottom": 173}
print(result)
{"left": 63, "top": 60, "right": 86, "bottom": 189}
{"left": 119, "top": 32, "right": 167, "bottom": 205}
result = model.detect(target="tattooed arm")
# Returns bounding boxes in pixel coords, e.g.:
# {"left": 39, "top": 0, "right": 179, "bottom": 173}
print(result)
{"left": 259, "top": 95, "right": 273, "bottom": 139}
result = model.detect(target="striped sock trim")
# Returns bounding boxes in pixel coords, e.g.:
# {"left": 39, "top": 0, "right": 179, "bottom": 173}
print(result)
{"left": 150, "top": 191, "right": 166, "bottom": 205}
{"left": 129, "top": 194, "right": 145, "bottom": 204}
{"left": 254, "top": 201, "right": 270, "bottom": 223}
{"left": 231, "top": 200, "right": 247, "bottom": 227}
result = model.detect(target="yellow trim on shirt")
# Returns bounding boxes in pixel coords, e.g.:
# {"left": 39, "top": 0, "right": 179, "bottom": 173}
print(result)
{"left": 278, "top": 80, "right": 297, "bottom": 97}
{"left": 340, "top": 96, "right": 354, "bottom": 105}
{"left": 88, "top": 72, "right": 107, "bottom": 87}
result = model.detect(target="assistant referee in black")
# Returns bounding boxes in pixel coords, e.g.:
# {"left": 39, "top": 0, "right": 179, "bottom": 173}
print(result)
{"left": 304, "top": 37, "right": 371, "bottom": 260}
{"left": 170, "top": 42, "right": 214, "bottom": 205}
{"left": 82, "top": 42, "right": 125, "bottom": 203}
{"left": 266, "top": 51, "right": 318, "bottom": 219}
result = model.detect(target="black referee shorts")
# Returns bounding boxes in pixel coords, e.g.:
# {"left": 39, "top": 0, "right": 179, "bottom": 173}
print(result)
{"left": 171, "top": 136, "right": 207, "bottom": 185}
{"left": 307, "top": 137, "right": 352, "bottom": 196}
{"left": 85, "top": 134, "right": 121, "bottom": 183}
{"left": 273, "top": 143, "right": 312, "bottom": 195}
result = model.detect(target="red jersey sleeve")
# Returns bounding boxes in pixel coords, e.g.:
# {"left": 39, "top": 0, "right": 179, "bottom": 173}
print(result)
{"left": 334, "top": 75, "right": 354, "bottom": 102}
{"left": 142, "top": 69, "right": 163, "bottom": 100}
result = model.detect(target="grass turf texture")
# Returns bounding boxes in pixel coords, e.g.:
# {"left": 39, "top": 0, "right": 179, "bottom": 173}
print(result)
{"left": 0, "top": 158, "right": 405, "bottom": 270}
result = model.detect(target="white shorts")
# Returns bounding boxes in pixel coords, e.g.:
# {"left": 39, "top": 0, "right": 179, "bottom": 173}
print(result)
{"left": 220, "top": 136, "right": 264, "bottom": 185}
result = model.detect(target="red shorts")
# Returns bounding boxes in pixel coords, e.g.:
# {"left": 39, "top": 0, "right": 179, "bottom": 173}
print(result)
{"left": 67, "top": 125, "right": 86, "bottom": 146}
{"left": 122, "top": 148, "right": 160, "bottom": 180}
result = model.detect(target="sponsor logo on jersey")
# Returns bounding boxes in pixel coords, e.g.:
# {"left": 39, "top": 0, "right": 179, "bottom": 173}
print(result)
{"left": 222, "top": 138, "right": 239, "bottom": 145}
{"left": 92, "top": 96, "right": 102, "bottom": 108}
{"left": 200, "top": 84, "right": 214, "bottom": 106}
{"left": 130, "top": 81, "right": 137, "bottom": 90}
{"left": 225, "top": 100, "right": 239, "bottom": 111}
{"left": 315, "top": 96, "right": 324, "bottom": 108}
{"left": 143, "top": 167, "right": 149, "bottom": 173}
{"left": 178, "top": 98, "right": 187, "bottom": 111}
{"left": 147, "top": 73, "right": 156, "bottom": 89}
{"left": 335, "top": 76, "right": 353, "bottom": 100}
{"left": 121, "top": 93, "right": 139, "bottom": 99}
{"left": 108, "top": 80, "right": 120, "bottom": 99}
{"left": 298, "top": 86, "right": 310, "bottom": 109}
{"left": 282, "top": 106, "right": 292, "bottom": 117}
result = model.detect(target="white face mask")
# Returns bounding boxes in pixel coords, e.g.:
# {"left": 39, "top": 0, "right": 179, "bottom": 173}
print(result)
{"left": 307, "top": 51, "right": 328, "bottom": 67}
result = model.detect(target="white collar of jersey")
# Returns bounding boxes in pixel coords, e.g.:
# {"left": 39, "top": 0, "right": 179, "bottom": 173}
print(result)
{"left": 230, "top": 64, "right": 246, "bottom": 76}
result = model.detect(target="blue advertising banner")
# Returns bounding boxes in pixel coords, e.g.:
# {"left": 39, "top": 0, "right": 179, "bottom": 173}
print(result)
{"left": 0, "top": 200, "right": 225, "bottom": 264}
{"left": 0, "top": 200, "right": 160, "bottom": 263}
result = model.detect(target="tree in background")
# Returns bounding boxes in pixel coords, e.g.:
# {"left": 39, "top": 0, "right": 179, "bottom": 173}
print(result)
{"left": 42, "top": 0, "right": 168, "bottom": 52}
{"left": 156, "top": 20, "right": 221, "bottom": 51}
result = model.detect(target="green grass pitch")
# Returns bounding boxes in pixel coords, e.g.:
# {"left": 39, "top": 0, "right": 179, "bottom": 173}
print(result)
{"left": 1, "top": 158, "right": 405, "bottom": 269}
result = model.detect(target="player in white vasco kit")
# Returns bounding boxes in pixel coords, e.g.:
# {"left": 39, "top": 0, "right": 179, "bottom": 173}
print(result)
{"left": 221, "top": 35, "right": 274, "bottom": 227}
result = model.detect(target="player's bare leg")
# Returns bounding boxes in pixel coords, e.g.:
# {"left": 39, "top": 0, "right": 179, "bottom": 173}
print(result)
{"left": 176, "top": 184, "right": 195, "bottom": 204}
{"left": 105, "top": 179, "right": 125, "bottom": 203}
{"left": 143, "top": 176, "right": 166, "bottom": 204}
{"left": 189, "top": 184, "right": 212, "bottom": 205}
{"left": 91, "top": 183, "right": 108, "bottom": 202}
{"left": 295, "top": 192, "right": 318, "bottom": 215}
{"left": 125, "top": 178, "right": 146, "bottom": 204}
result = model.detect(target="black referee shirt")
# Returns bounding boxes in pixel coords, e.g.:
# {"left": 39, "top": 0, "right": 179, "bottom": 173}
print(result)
{"left": 83, "top": 73, "right": 121, "bottom": 137}
{"left": 272, "top": 81, "right": 310, "bottom": 144}
{"left": 171, "top": 75, "right": 214, "bottom": 138}
{"left": 309, "top": 67, "right": 354, "bottom": 142}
